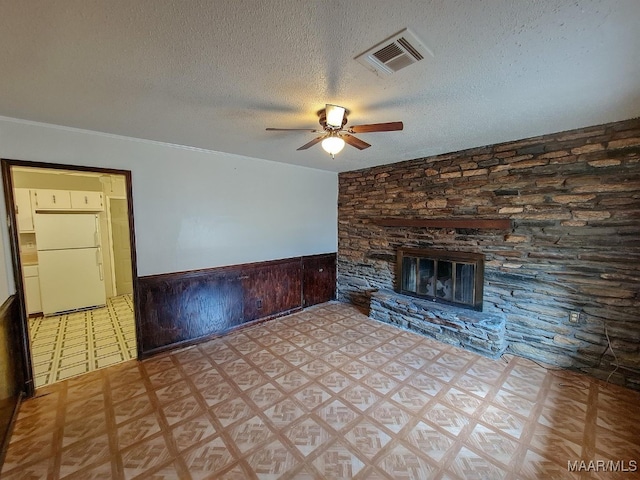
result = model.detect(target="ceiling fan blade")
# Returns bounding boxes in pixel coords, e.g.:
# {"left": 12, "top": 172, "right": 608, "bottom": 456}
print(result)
{"left": 266, "top": 127, "right": 320, "bottom": 132}
{"left": 297, "top": 135, "right": 326, "bottom": 150}
{"left": 342, "top": 134, "right": 371, "bottom": 150}
{"left": 349, "top": 121, "right": 404, "bottom": 133}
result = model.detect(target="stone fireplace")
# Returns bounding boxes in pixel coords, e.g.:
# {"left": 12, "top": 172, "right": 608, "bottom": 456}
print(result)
{"left": 337, "top": 117, "right": 640, "bottom": 388}
{"left": 371, "top": 248, "right": 505, "bottom": 359}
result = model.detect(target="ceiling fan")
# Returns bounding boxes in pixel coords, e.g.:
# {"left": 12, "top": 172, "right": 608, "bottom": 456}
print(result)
{"left": 266, "top": 104, "right": 403, "bottom": 158}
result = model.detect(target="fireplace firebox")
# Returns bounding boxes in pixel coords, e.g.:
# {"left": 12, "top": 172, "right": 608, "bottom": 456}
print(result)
{"left": 396, "top": 248, "right": 484, "bottom": 311}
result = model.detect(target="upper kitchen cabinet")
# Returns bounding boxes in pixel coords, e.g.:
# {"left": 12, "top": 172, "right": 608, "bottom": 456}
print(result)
{"left": 70, "top": 191, "right": 104, "bottom": 211}
{"left": 30, "top": 189, "right": 104, "bottom": 211}
{"left": 14, "top": 188, "right": 35, "bottom": 232}
{"left": 31, "top": 189, "right": 71, "bottom": 210}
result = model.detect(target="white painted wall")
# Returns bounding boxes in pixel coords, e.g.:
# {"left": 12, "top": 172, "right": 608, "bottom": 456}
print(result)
{"left": 0, "top": 116, "right": 338, "bottom": 298}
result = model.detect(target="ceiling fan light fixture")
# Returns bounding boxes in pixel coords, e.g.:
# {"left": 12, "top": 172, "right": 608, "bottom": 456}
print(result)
{"left": 267, "top": 104, "right": 401, "bottom": 155}
{"left": 321, "top": 135, "right": 345, "bottom": 158}
{"left": 325, "top": 104, "right": 346, "bottom": 128}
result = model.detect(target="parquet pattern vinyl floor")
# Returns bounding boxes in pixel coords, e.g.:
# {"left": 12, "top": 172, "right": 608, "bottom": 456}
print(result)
{"left": 4, "top": 302, "right": 639, "bottom": 479}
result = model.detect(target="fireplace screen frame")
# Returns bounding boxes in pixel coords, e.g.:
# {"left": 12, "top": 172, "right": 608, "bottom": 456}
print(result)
{"left": 396, "top": 247, "right": 485, "bottom": 311}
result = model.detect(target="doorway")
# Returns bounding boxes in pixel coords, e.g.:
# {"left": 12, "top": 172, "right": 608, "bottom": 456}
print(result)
{"left": 2, "top": 160, "right": 139, "bottom": 395}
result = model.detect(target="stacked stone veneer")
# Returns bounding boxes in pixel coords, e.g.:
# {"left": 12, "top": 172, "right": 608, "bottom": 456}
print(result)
{"left": 338, "top": 117, "right": 640, "bottom": 389}
{"left": 370, "top": 290, "right": 507, "bottom": 359}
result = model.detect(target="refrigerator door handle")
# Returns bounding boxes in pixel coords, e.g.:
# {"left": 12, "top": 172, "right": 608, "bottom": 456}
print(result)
{"left": 96, "top": 247, "right": 104, "bottom": 280}
{"left": 94, "top": 215, "right": 100, "bottom": 245}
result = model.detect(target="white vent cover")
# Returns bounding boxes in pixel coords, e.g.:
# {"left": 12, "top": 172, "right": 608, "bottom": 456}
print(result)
{"left": 356, "top": 28, "right": 432, "bottom": 75}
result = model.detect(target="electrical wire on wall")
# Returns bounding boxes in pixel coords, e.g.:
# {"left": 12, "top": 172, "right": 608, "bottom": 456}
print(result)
{"left": 600, "top": 320, "right": 620, "bottom": 385}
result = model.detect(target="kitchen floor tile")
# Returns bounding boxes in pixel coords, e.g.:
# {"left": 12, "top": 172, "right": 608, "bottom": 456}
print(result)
{"left": 28, "top": 294, "right": 136, "bottom": 388}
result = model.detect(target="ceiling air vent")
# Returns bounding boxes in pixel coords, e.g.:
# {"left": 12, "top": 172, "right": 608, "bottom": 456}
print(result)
{"left": 356, "top": 28, "right": 432, "bottom": 75}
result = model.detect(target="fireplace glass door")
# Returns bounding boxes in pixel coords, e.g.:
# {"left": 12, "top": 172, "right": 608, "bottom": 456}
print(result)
{"left": 397, "top": 248, "right": 484, "bottom": 311}
{"left": 436, "top": 260, "right": 453, "bottom": 301}
{"left": 402, "top": 256, "right": 417, "bottom": 292}
{"left": 454, "top": 262, "right": 476, "bottom": 304}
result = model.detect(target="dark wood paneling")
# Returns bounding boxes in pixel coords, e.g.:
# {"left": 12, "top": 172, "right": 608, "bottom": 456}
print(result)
{"left": 138, "top": 274, "right": 244, "bottom": 355}
{"left": 303, "top": 254, "right": 336, "bottom": 307}
{"left": 243, "top": 260, "right": 302, "bottom": 321}
{"left": 0, "top": 295, "right": 24, "bottom": 467}
{"left": 138, "top": 253, "right": 336, "bottom": 357}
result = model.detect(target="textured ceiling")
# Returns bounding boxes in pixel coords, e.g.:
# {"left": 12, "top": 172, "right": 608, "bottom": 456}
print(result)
{"left": 1, "top": 0, "right": 639, "bottom": 172}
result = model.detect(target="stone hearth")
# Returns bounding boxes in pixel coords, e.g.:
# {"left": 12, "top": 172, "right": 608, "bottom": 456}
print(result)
{"left": 370, "top": 289, "right": 507, "bottom": 359}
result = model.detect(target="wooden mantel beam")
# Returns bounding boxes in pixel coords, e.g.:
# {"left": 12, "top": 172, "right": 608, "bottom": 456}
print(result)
{"left": 372, "top": 218, "right": 512, "bottom": 230}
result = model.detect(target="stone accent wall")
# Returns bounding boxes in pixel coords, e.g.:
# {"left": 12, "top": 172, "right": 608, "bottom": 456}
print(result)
{"left": 338, "top": 117, "right": 640, "bottom": 389}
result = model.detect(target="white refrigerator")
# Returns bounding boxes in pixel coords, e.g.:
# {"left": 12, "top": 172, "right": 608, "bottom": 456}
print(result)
{"left": 34, "top": 213, "right": 106, "bottom": 315}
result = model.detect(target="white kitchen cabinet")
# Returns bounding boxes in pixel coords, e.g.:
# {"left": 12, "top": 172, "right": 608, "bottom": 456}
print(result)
{"left": 70, "top": 191, "right": 104, "bottom": 211}
{"left": 31, "top": 189, "right": 104, "bottom": 211}
{"left": 32, "top": 189, "right": 72, "bottom": 210}
{"left": 14, "top": 188, "right": 35, "bottom": 232}
{"left": 23, "top": 265, "right": 42, "bottom": 315}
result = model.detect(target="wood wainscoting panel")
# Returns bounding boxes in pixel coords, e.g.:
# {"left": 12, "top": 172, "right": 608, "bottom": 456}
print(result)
{"left": 303, "top": 253, "right": 336, "bottom": 306}
{"left": 242, "top": 259, "right": 302, "bottom": 322}
{"left": 138, "top": 272, "right": 244, "bottom": 355}
{"left": 138, "top": 253, "right": 336, "bottom": 357}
